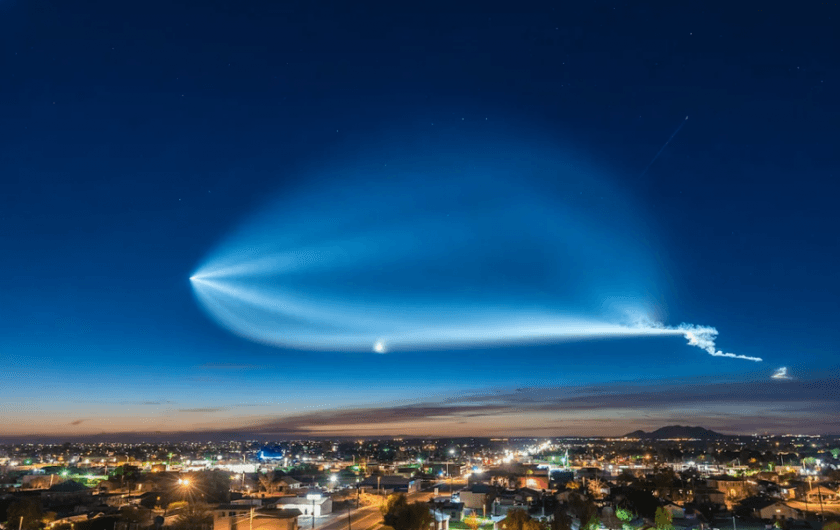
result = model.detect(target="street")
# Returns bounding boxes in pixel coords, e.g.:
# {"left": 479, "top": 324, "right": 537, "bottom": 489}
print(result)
{"left": 312, "top": 491, "right": 436, "bottom": 530}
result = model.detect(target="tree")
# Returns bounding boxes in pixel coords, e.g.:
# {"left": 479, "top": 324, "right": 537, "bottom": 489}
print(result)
{"left": 381, "top": 494, "right": 408, "bottom": 520}
{"left": 523, "top": 521, "right": 543, "bottom": 530}
{"left": 119, "top": 506, "right": 151, "bottom": 525}
{"left": 171, "top": 502, "right": 212, "bottom": 530}
{"left": 465, "top": 513, "right": 484, "bottom": 530}
{"left": 616, "top": 471, "right": 638, "bottom": 486}
{"left": 501, "top": 509, "right": 538, "bottom": 530}
{"left": 616, "top": 508, "right": 634, "bottom": 523}
{"left": 196, "top": 470, "right": 232, "bottom": 503}
{"left": 258, "top": 471, "right": 277, "bottom": 493}
{"left": 139, "top": 494, "right": 157, "bottom": 510}
{"left": 622, "top": 489, "right": 660, "bottom": 519}
{"left": 588, "top": 479, "right": 606, "bottom": 500}
{"left": 380, "top": 494, "right": 433, "bottom": 530}
{"left": 568, "top": 493, "right": 597, "bottom": 526}
{"left": 616, "top": 507, "right": 637, "bottom": 530}
{"left": 582, "top": 515, "right": 600, "bottom": 530}
{"left": 551, "top": 509, "right": 573, "bottom": 530}
{"left": 6, "top": 498, "right": 43, "bottom": 530}
{"left": 654, "top": 507, "right": 673, "bottom": 530}
{"left": 652, "top": 468, "right": 677, "bottom": 498}
{"left": 111, "top": 465, "right": 141, "bottom": 493}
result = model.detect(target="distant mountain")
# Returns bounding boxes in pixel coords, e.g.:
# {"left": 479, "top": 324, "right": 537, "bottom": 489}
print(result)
{"left": 623, "top": 425, "right": 726, "bottom": 439}
{"left": 624, "top": 430, "right": 648, "bottom": 439}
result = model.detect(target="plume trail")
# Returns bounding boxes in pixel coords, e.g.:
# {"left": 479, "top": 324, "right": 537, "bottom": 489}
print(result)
{"left": 190, "top": 275, "right": 762, "bottom": 362}
{"left": 639, "top": 116, "right": 688, "bottom": 178}
{"left": 676, "top": 323, "right": 762, "bottom": 362}
{"left": 189, "top": 135, "right": 761, "bottom": 363}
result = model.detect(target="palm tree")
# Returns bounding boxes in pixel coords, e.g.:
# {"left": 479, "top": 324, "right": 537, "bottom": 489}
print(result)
{"left": 588, "top": 479, "right": 606, "bottom": 500}
{"left": 258, "top": 471, "right": 277, "bottom": 493}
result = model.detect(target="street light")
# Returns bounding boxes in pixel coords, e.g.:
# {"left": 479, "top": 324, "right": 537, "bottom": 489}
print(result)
{"left": 306, "top": 493, "right": 322, "bottom": 530}
{"left": 176, "top": 478, "right": 192, "bottom": 503}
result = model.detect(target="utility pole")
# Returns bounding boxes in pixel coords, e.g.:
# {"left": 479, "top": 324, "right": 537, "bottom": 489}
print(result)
{"left": 804, "top": 479, "right": 809, "bottom": 517}
{"left": 250, "top": 506, "right": 254, "bottom": 530}
{"left": 816, "top": 484, "right": 826, "bottom": 521}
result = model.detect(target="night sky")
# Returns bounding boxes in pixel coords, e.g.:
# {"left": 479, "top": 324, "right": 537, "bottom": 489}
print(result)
{"left": 1, "top": 0, "right": 838, "bottom": 439}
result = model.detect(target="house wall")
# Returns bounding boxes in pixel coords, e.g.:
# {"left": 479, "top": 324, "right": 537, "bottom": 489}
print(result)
{"left": 276, "top": 498, "right": 332, "bottom": 516}
{"left": 460, "top": 491, "right": 487, "bottom": 511}
{"left": 757, "top": 504, "right": 800, "bottom": 520}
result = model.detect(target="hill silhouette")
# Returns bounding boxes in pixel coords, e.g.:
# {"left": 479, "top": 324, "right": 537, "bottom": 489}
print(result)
{"left": 623, "top": 425, "right": 726, "bottom": 439}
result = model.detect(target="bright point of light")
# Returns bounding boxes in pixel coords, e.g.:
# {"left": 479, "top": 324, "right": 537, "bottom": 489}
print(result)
{"left": 373, "top": 340, "right": 387, "bottom": 354}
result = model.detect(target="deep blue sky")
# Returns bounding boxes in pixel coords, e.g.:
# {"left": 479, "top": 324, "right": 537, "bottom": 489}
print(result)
{"left": 1, "top": 0, "right": 838, "bottom": 438}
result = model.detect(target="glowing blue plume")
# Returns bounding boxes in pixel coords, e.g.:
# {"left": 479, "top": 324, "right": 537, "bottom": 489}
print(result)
{"left": 190, "top": 138, "right": 759, "bottom": 361}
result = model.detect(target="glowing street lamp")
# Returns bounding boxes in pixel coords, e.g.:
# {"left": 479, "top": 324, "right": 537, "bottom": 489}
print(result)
{"left": 176, "top": 478, "right": 192, "bottom": 502}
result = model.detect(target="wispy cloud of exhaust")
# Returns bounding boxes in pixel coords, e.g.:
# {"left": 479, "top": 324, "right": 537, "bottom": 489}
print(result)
{"left": 622, "top": 318, "right": 761, "bottom": 362}
{"left": 772, "top": 367, "right": 791, "bottom": 379}
{"left": 676, "top": 324, "right": 762, "bottom": 362}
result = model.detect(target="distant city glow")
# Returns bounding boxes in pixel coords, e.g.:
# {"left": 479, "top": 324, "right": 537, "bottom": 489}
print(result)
{"left": 190, "top": 138, "right": 757, "bottom": 361}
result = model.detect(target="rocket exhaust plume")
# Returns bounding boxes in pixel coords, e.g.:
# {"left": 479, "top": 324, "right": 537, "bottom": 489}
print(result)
{"left": 188, "top": 136, "right": 761, "bottom": 362}
{"left": 620, "top": 316, "right": 761, "bottom": 362}
{"left": 676, "top": 324, "right": 761, "bottom": 362}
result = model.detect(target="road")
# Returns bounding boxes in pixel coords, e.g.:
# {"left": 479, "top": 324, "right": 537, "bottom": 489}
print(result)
{"left": 314, "top": 491, "right": 435, "bottom": 530}
{"left": 786, "top": 500, "right": 840, "bottom": 517}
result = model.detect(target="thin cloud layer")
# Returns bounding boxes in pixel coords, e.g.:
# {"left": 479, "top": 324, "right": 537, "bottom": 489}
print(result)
{"left": 237, "top": 374, "right": 839, "bottom": 436}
